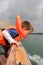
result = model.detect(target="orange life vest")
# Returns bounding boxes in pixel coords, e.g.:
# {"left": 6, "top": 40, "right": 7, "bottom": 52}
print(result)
{"left": 0, "top": 15, "right": 23, "bottom": 46}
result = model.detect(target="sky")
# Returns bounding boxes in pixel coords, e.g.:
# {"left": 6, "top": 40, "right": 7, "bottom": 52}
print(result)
{"left": 0, "top": 0, "right": 43, "bottom": 33}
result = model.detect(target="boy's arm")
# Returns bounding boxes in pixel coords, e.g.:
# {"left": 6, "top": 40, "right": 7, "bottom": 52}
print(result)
{"left": 2, "top": 30, "right": 18, "bottom": 46}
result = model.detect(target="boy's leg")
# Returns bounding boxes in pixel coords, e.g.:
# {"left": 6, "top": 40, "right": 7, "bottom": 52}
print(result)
{"left": 4, "top": 44, "right": 10, "bottom": 58}
{"left": 0, "top": 45, "right": 7, "bottom": 65}
{"left": 0, "top": 44, "right": 9, "bottom": 58}
{"left": 0, "top": 55, "right": 7, "bottom": 65}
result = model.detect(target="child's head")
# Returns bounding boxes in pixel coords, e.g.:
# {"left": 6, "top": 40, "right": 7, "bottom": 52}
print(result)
{"left": 21, "top": 20, "right": 33, "bottom": 36}
{"left": 16, "top": 15, "right": 33, "bottom": 37}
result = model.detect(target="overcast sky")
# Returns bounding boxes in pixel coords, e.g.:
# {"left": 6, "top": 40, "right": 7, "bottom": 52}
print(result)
{"left": 0, "top": 0, "right": 43, "bottom": 33}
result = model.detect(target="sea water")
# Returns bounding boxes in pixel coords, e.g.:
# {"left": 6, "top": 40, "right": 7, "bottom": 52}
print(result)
{"left": 21, "top": 35, "right": 43, "bottom": 65}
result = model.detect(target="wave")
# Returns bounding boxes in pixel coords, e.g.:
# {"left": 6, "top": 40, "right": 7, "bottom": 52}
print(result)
{"left": 28, "top": 54, "right": 43, "bottom": 65}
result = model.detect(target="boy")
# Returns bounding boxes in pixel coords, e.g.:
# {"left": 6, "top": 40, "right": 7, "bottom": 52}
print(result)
{"left": 0, "top": 15, "right": 33, "bottom": 57}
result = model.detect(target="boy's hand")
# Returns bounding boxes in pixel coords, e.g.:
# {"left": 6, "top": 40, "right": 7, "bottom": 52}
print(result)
{"left": 12, "top": 43, "right": 18, "bottom": 47}
{"left": 12, "top": 41, "right": 19, "bottom": 47}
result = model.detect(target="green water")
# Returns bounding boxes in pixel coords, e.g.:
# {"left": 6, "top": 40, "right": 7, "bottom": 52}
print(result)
{"left": 22, "top": 35, "right": 43, "bottom": 57}
{"left": 21, "top": 35, "right": 43, "bottom": 65}
{"left": 30, "top": 60, "right": 37, "bottom": 65}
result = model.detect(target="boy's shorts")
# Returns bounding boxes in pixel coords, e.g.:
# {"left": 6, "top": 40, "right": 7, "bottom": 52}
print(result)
{"left": 0, "top": 44, "right": 10, "bottom": 58}
{"left": 0, "top": 45, "right": 5, "bottom": 55}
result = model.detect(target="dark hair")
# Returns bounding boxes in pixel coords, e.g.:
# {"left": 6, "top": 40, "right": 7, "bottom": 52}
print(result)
{"left": 21, "top": 20, "right": 33, "bottom": 32}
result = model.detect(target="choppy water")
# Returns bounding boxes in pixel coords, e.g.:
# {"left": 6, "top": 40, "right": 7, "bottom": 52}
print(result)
{"left": 21, "top": 35, "right": 43, "bottom": 65}
{"left": 28, "top": 54, "right": 43, "bottom": 65}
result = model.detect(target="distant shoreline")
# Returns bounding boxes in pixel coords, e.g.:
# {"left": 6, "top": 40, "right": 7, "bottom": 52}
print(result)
{"left": 30, "top": 33, "right": 43, "bottom": 35}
